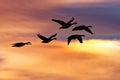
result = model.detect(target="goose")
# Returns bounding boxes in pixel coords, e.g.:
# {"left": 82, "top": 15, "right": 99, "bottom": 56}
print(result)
{"left": 52, "top": 17, "right": 77, "bottom": 29}
{"left": 12, "top": 42, "right": 31, "bottom": 47}
{"left": 67, "top": 34, "right": 85, "bottom": 45}
{"left": 72, "top": 25, "right": 94, "bottom": 34}
{"left": 37, "top": 33, "right": 57, "bottom": 43}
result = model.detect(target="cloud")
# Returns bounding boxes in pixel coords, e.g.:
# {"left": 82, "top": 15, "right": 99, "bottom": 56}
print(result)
{"left": 85, "top": 34, "right": 120, "bottom": 40}
{"left": 18, "top": 70, "right": 75, "bottom": 80}
{"left": 0, "top": 1, "right": 120, "bottom": 80}
{"left": 51, "top": 5, "right": 120, "bottom": 34}
{"left": 1, "top": 0, "right": 120, "bottom": 10}
{"left": 0, "top": 39, "right": 120, "bottom": 80}
{"left": 0, "top": 0, "right": 120, "bottom": 42}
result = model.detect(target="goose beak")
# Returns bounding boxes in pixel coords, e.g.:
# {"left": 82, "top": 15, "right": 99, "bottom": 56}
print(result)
{"left": 28, "top": 42, "right": 32, "bottom": 45}
{"left": 29, "top": 43, "right": 32, "bottom": 45}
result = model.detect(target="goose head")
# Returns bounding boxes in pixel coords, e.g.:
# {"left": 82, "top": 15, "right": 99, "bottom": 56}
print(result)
{"left": 26, "top": 42, "right": 32, "bottom": 45}
{"left": 51, "top": 38, "right": 57, "bottom": 40}
{"left": 88, "top": 26, "right": 92, "bottom": 28}
{"left": 81, "top": 35, "right": 85, "bottom": 37}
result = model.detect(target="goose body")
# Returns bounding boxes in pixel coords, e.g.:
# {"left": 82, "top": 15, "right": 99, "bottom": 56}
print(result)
{"left": 52, "top": 17, "right": 77, "bottom": 29}
{"left": 12, "top": 42, "right": 31, "bottom": 47}
{"left": 37, "top": 33, "right": 57, "bottom": 43}
{"left": 67, "top": 34, "right": 85, "bottom": 45}
{"left": 72, "top": 25, "right": 94, "bottom": 34}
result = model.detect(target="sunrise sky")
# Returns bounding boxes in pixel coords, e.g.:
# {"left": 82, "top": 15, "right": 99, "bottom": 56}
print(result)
{"left": 0, "top": 0, "right": 120, "bottom": 80}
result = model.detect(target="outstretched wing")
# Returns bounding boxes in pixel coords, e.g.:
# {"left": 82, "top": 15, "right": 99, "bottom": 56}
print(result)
{"left": 37, "top": 34, "right": 47, "bottom": 40}
{"left": 49, "top": 33, "right": 57, "bottom": 39}
{"left": 11, "top": 42, "right": 22, "bottom": 45}
{"left": 68, "top": 38, "right": 72, "bottom": 45}
{"left": 72, "top": 25, "right": 86, "bottom": 31}
{"left": 52, "top": 19, "right": 66, "bottom": 25}
{"left": 67, "top": 36, "right": 72, "bottom": 45}
{"left": 72, "top": 26, "right": 80, "bottom": 31}
{"left": 84, "top": 28, "right": 93, "bottom": 34}
{"left": 11, "top": 42, "right": 24, "bottom": 47}
{"left": 77, "top": 37, "right": 83, "bottom": 43}
{"left": 11, "top": 43, "right": 17, "bottom": 47}
{"left": 67, "top": 17, "right": 74, "bottom": 24}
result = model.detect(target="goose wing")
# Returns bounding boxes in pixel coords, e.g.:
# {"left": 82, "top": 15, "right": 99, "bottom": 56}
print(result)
{"left": 52, "top": 19, "right": 66, "bottom": 25}
{"left": 72, "top": 26, "right": 81, "bottom": 31}
{"left": 84, "top": 28, "right": 93, "bottom": 34}
{"left": 37, "top": 34, "right": 47, "bottom": 40}
{"left": 67, "top": 38, "right": 72, "bottom": 45}
{"left": 77, "top": 37, "right": 83, "bottom": 43}
{"left": 49, "top": 33, "right": 57, "bottom": 39}
{"left": 11, "top": 42, "right": 24, "bottom": 47}
{"left": 12, "top": 42, "right": 23, "bottom": 45}
{"left": 67, "top": 17, "right": 74, "bottom": 24}
{"left": 72, "top": 25, "right": 88, "bottom": 31}
{"left": 67, "top": 36, "right": 74, "bottom": 45}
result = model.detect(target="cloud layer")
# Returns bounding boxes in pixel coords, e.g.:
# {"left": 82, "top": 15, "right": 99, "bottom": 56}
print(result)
{"left": 0, "top": 0, "right": 120, "bottom": 80}
{"left": 0, "top": 0, "right": 120, "bottom": 41}
{"left": 0, "top": 40, "right": 120, "bottom": 80}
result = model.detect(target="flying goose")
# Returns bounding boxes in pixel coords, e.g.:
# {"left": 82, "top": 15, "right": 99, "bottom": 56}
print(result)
{"left": 67, "top": 34, "right": 85, "bottom": 45}
{"left": 37, "top": 33, "right": 57, "bottom": 43}
{"left": 12, "top": 42, "right": 31, "bottom": 47}
{"left": 72, "top": 25, "right": 94, "bottom": 34}
{"left": 52, "top": 17, "right": 77, "bottom": 29}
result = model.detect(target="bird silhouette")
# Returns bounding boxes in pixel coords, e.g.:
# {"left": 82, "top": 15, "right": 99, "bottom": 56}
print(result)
{"left": 72, "top": 25, "right": 94, "bottom": 34}
{"left": 12, "top": 42, "right": 31, "bottom": 47}
{"left": 67, "top": 34, "right": 85, "bottom": 45}
{"left": 37, "top": 33, "right": 57, "bottom": 43}
{"left": 52, "top": 17, "right": 77, "bottom": 29}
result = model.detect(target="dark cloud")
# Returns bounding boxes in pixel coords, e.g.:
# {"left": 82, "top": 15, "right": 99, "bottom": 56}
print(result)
{"left": 15, "top": 2, "right": 119, "bottom": 37}
{"left": 49, "top": 3, "right": 120, "bottom": 34}
{"left": 0, "top": 0, "right": 120, "bottom": 40}
{"left": 85, "top": 34, "right": 120, "bottom": 40}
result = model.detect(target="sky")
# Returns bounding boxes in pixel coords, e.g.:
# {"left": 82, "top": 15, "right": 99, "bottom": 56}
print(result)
{"left": 0, "top": 0, "right": 120, "bottom": 80}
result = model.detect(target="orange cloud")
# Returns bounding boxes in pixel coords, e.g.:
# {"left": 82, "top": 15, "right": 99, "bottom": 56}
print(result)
{"left": 0, "top": 39, "right": 120, "bottom": 80}
{"left": 0, "top": 40, "right": 120, "bottom": 80}
{"left": 0, "top": 1, "right": 120, "bottom": 79}
{"left": 0, "top": 0, "right": 119, "bottom": 10}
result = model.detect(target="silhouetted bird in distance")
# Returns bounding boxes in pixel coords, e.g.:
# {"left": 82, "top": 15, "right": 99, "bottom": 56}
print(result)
{"left": 12, "top": 42, "right": 31, "bottom": 47}
{"left": 72, "top": 25, "right": 94, "bottom": 34}
{"left": 37, "top": 33, "right": 57, "bottom": 43}
{"left": 67, "top": 34, "right": 85, "bottom": 45}
{"left": 52, "top": 17, "right": 77, "bottom": 29}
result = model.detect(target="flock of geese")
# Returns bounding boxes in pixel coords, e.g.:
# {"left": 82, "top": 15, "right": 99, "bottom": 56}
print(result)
{"left": 12, "top": 17, "right": 94, "bottom": 47}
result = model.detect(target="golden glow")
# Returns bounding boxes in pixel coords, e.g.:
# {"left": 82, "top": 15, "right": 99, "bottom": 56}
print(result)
{"left": 0, "top": 39, "right": 120, "bottom": 80}
{"left": 0, "top": 0, "right": 120, "bottom": 79}
{"left": 68, "top": 39, "right": 120, "bottom": 55}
